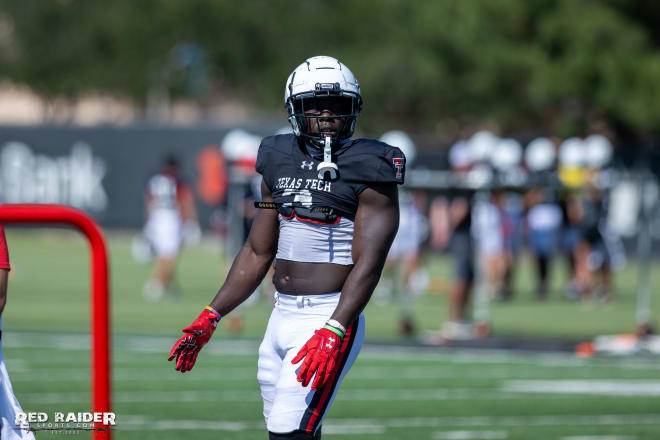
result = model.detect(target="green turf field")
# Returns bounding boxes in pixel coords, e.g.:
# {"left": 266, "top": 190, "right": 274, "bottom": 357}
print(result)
{"left": 5, "top": 334, "right": 660, "bottom": 439}
{"left": 3, "top": 228, "right": 658, "bottom": 339}
{"left": 2, "top": 229, "right": 660, "bottom": 439}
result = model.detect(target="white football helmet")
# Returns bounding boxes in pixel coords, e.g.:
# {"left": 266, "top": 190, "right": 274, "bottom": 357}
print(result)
{"left": 379, "top": 130, "right": 417, "bottom": 163}
{"left": 559, "top": 137, "right": 586, "bottom": 167}
{"left": 525, "top": 137, "right": 556, "bottom": 172}
{"left": 284, "top": 56, "right": 362, "bottom": 148}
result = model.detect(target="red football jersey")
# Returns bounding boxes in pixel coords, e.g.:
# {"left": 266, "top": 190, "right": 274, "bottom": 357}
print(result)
{"left": 0, "top": 223, "right": 10, "bottom": 270}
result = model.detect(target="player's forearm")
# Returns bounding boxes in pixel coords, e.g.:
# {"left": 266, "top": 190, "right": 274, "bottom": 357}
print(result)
{"left": 330, "top": 185, "right": 399, "bottom": 328}
{"left": 208, "top": 243, "right": 274, "bottom": 316}
{"left": 331, "top": 258, "right": 385, "bottom": 327}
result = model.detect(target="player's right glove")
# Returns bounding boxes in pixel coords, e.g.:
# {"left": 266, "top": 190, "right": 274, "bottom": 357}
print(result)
{"left": 168, "top": 306, "right": 221, "bottom": 373}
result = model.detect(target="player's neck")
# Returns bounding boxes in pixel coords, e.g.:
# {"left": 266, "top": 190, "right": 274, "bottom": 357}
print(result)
{"left": 303, "top": 138, "right": 351, "bottom": 159}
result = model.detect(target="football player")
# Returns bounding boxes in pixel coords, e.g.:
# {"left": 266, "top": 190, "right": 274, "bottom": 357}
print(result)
{"left": 169, "top": 56, "right": 405, "bottom": 439}
{"left": 142, "top": 155, "right": 199, "bottom": 301}
{"left": 383, "top": 189, "right": 427, "bottom": 335}
{"left": 0, "top": 224, "right": 36, "bottom": 440}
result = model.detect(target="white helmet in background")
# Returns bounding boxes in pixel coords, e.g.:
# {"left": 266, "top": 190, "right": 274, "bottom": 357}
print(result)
{"left": 559, "top": 137, "right": 586, "bottom": 167}
{"left": 468, "top": 130, "right": 499, "bottom": 163}
{"left": 525, "top": 137, "right": 556, "bottom": 172}
{"left": 584, "top": 134, "right": 613, "bottom": 169}
{"left": 221, "top": 128, "right": 261, "bottom": 161}
{"left": 284, "top": 56, "right": 362, "bottom": 148}
{"left": 490, "top": 138, "right": 522, "bottom": 172}
{"left": 379, "top": 130, "right": 417, "bottom": 164}
{"left": 449, "top": 140, "right": 472, "bottom": 169}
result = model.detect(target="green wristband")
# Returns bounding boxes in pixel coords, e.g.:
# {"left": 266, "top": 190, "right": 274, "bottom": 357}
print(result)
{"left": 323, "top": 324, "right": 344, "bottom": 339}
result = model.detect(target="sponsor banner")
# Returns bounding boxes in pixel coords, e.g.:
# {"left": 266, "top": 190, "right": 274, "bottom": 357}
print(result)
{"left": 0, "top": 125, "right": 269, "bottom": 228}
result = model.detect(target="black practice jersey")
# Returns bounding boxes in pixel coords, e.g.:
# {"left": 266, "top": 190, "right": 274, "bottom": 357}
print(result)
{"left": 448, "top": 189, "right": 473, "bottom": 234}
{"left": 256, "top": 134, "right": 405, "bottom": 220}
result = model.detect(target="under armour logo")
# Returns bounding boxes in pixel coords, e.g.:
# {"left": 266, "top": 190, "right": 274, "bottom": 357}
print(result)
{"left": 301, "top": 161, "right": 314, "bottom": 170}
{"left": 392, "top": 157, "right": 405, "bottom": 179}
{"left": 326, "top": 337, "right": 335, "bottom": 349}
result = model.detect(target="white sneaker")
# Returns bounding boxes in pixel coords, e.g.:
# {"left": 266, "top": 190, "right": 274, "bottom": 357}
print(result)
{"left": 441, "top": 320, "right": 475, "bottom": 340}
{"left": 143, "top": 280, "right": 165, "bottom": 302}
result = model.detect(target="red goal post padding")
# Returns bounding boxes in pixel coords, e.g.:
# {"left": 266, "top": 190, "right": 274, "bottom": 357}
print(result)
{"left": 0, "top": 204, "right": 111, "bottom": 440}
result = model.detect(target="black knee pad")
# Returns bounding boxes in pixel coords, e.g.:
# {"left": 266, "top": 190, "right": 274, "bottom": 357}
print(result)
{"left": 268, "top": 427, "right": 321, "bottom": 440}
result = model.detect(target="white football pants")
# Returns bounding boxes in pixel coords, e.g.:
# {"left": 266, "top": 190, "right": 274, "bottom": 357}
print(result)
{"left": 257, "top": 292, "right": 365, "bottom": 435}
{"left": 144, "top": 209, "right": 182, "bottom": 258}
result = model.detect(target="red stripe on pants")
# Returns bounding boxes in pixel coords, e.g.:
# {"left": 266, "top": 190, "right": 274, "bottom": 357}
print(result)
{"left": 304, "top": 321, "right": 355, "bottom": 433}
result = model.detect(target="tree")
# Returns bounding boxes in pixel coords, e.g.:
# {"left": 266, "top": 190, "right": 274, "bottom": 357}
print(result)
{"left": 1, "top": 0, "right": 660, "bottom": 140}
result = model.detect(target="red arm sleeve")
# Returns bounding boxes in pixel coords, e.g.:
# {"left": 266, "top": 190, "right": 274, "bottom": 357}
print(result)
{"left": 0, "top": 224, "right": 10, "bottom": 270}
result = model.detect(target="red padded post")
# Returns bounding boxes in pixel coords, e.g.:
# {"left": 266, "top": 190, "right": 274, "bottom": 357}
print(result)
{"left": 0, "top": 204, "right": 111, "bottom": 440}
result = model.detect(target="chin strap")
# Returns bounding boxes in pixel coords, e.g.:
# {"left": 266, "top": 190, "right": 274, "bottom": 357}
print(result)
{"left": 317, "top": 136, "right": 339, "bottom": 180}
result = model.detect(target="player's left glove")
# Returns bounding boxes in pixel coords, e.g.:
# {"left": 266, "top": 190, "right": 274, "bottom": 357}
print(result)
{"left": 168, "top": 306, "right": 221, "bottom": 373}
{"left": 291, "top": 324, "right": 344, "bottom": 390}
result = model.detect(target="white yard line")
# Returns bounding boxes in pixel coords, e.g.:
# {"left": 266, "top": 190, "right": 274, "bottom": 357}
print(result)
{"left": 379, "top": 414, "right": 660, "bottom": 428}
{"left": 502, "top": 380, "right": 660, "bottom": 396}
{"left": 20, "top": 384, "right": 660, "bottom": 405}
{"left": 120, "top": 419, "right": 259, "bottom": 432}
{"left": 4, "top": 331, "right": 660, "bottom": 371}
{"left": 118, "top": 418, "right": 387, "bottom": 435}
{"left": 432, "top": 431, "right": 508, "bottom": 440}
{"left": 113, "top": 414, "right": 660, "bottom": 433}
{"left": 560, "top": 436, "right": 637, "bottom": 440}
{"left": 20, "top": 388, "right": 580, "bottom": 405}
{"left": 12, "top": 363, "right": 659, "bottom": 382}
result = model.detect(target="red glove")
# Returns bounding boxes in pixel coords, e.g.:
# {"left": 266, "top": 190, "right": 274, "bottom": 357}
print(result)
{"left": 168, "top": 307, "right": 221, "bottom": 373}
{"left": 291, "top": 327, "right": 343, "bottom": 390}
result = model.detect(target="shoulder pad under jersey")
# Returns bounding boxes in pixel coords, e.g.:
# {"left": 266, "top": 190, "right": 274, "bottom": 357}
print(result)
{"left": 255, "top": 134, "right": 296, "bottom": 190}
{"left": 339, "top": 138, "right": 406, "bottom": 185}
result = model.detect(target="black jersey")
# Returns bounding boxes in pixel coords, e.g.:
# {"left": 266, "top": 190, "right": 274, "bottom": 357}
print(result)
{"left": 256, "top": 134, "right": 405, "bottom": 220}
{"left": 449, "top": 190, "right": 473, "bottom": 234}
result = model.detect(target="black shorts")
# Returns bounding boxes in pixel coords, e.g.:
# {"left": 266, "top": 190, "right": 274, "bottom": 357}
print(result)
{"left": 450, "top": 232, "right": 474, "bottom": 282}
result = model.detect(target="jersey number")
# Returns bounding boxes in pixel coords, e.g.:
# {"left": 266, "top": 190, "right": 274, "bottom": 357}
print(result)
{"left": 282, "top": 189, "right": 312, "bottom": 207}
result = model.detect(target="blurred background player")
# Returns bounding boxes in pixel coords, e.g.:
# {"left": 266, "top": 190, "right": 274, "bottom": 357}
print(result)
{"left": 472, "top": 189, "right": 506, "bottom": 302}
{"left": 490, "top": 138, "right": 526, "bottom": 302}
{"left": 574, "top": 186, "right": 625, "bottom": 303}
{"left": 383, "top": 189, "right": 427, "bottom": 335}
{"left": 379, "top": 131, "right": 429, "bottom": 335}
{"left": 557, "top": 135, "right": 625, "bottom": 304}
{"left": 560, "top": 191, "right": 584, "bottom": 300}
{"left": 142, "top": 155, "right": 199, "bottom": 301}
{"left": 524, "top": 187, "right": 563, "bottom": 300}
{"left": 0, "top": 224, "right": 36, "bottom": 440}
{"left": 490, "top": 187, "right": 524, "bottom": 301}
{"left": 226, "top": 163, "right": 265, "bottom": 333}
{"left": 216, "top": 129, "right": 267, "bottom": 333}
{"left": 430, "top": 140, "right": 477, "bottom": 340}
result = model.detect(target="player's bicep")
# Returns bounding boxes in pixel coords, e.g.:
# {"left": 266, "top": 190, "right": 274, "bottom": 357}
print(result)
{"left": 245, "top": 180, "right": 279, "bottom": 258}
{"left": 352, "top": 184, "right": 399, "bottom": 266}
{"left": 260, "top": 179, "right": 273, "bottom": 203}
